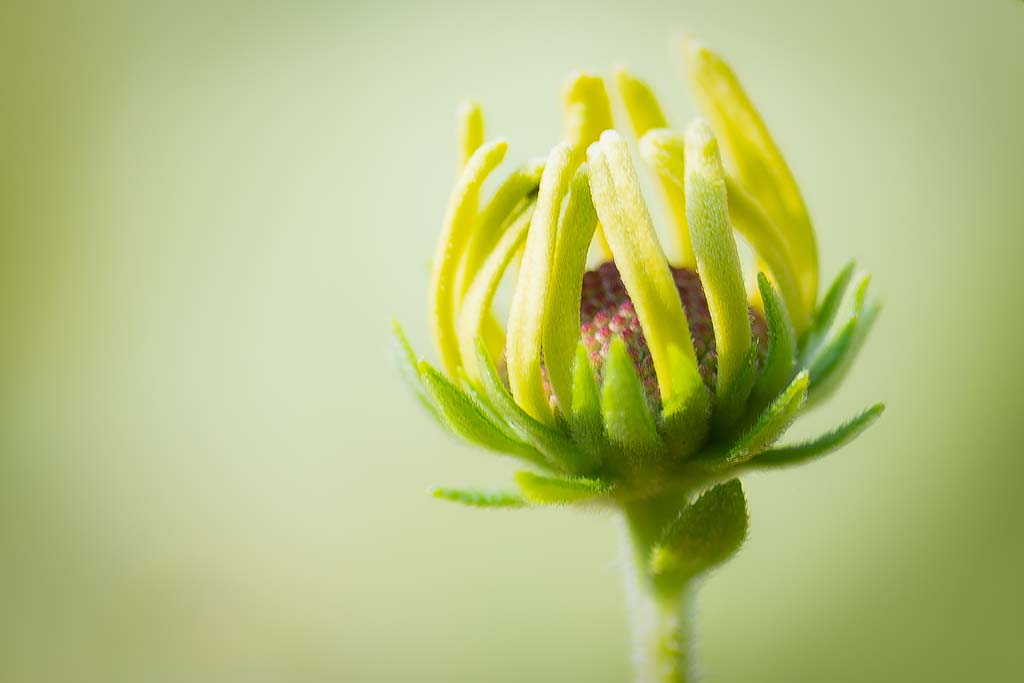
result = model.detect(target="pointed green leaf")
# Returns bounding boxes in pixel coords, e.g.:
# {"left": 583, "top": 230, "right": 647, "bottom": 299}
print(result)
{"left": 418, "top": 361, "right": 549, "bottom": 468}
{"left": 650, "top": 479, "right": 748, "bottom": 578}
{"left": 808, "top": 299, "right": 881, "bottom": 406}
{"left": 392, "top": 321, "right": 439, "bottom": 418}
{"left": 748, "top": 403, "right": 885, "bottom": 470}
{"left": 474, "top": 339, "right": 597, "bottom": 473}
{"left": 432, "top": 487, "right": 528, "bottom": 508}
{"left": 750, "top": 273, "right": 796, "bottom": 408}
{"left": 659, "top": 345, "right": 711, "bottom": 460}
{"left": 705, "top": 371, "right": 809, "bottom": 468}
{"left": 808, "top": 315, "right": 858, "bottom": 386}
{"left": 803, "top": 260, "right": 855, "bottom": 353}
{"left": 807, "top": 274, "right": 877, "bottom": 393}
{"left": 712, "top": 343, "right": 760, "bottom": 436}
{"left": 514, "top": 471, "right": 612, "bottom": 505}
{"left": 601, "top": 336, "right": 663, "bottom": 456}
{"left": 569, "top": 342, "right": 607, "bottom": 457}
{"left": 456, "top": 368, "right": 535, "bottom": 448}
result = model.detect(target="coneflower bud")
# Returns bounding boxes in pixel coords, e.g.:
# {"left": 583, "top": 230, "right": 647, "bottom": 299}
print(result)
{"left": 393, "top": 38, "right": 884, "bottom": 683}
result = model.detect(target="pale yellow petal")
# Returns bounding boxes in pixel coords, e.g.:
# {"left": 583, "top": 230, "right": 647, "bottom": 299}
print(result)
{"left": 457, "top": 206, "right": 534, "bottom": 384}
{"left": 562, "top": 72, "right": 613, "bottom": 261}
{"left": 681, "top": 39, "right": 818, "bottom": 311}
{"left": 542, "top": 164, "right": 599, "bottom": 414}
{"left": 456, "top": 99, "right": 485, "bottom": 171}
{"left": 616, "top": 73, "right": 695, "bottom": 267}
{"left": 506, "top": 142, "right": 576, "bottom": 423}
{"left": 684, "top": 120, "right": 750, "bottom": 396}
{"left": 587, "top": 130, "right": 698, "bottom": 405}
{"left": 429, "top": 139, "right": 508, "bottom": 375}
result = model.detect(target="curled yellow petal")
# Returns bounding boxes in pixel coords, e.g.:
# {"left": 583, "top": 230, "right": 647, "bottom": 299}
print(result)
{"left": 507, "top": 142, "right": 576, "bottom": 423}
{"left": 562, "top": 72, "right": 613, "bottom": 260}
{"left": 639, "top": 127, "right": 808, "bottom": 334}
{"left": 616, "top": 72, "right": 694, "bottom": 267}
{"left": 457, "top": 205, "right": 534, "bottom": 385}
{"left": 724, "top": 176, "right": 809, "bottom": 334}
{"left": 684, "top": 119, "right": 750, "bottom": 397}
{"left": 429, "top": 139, "right": 508, "bottom": 376}
{"left": 587, "top": 130, "right": 698, "bottom": 406}
{"left": 615, "top": 68, "right": 669, "bottom": 139}
{"left": 456, "top": 99, "right": 485, "bottom": 170}
{"left": 541, "top": 164, "right": 599, "bottom": 415}
{"left": 563, "top": 72, "right": 614, "bottom": 160}
{"left": 457, "top": 158, "right": 545, "bottom": 299}
{"left": 681, "top": 39, "right": 818, "bottom": 311}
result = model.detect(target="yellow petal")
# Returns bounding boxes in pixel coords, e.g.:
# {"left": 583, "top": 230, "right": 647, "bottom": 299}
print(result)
{"left": 429, "top": 139, "right": 508, "bottom": 376}
{"left": 587, "top": 130, "right": 698, "bottom": 406}
{"left": 684, "top": 119, "right": 750, "bottom": 396}
{"left": 563, "top": 72, "right": 614, "bottom": 160}
{"left": 541, "top": 164, "right": 599, "bottom": 414}
{"left": 562, "top": 72, "right": 613, "bottom": 261}
{"left": 724, "top": 176, "right": 810, "bottom": 334}
{"left": 506, "top": 142, "right": 576, "bottom": 423}
{"left": 640, "top": 127, "right": 808, "bottom": 334}
{"left": 457, "top": 158, "right": 545, "bottom": 299}
{"left": 615, "top": 73, "right": 695, "bottom": 267}
{"left": 457, "top": 205, "right": 534, "bottom": 384}
{"left": 681, "top": 39, "right": 818, "bottom": 311}
{"left": 456, "top": 99, "right": 485, "bottom": 171}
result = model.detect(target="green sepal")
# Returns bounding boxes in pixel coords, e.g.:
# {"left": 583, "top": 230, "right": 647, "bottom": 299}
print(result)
{"left": 806, "top": 274, "right": 878, "bottom": 397}
{"left": 456, "top": 368, "right": 536, "bottom": 449}
{"left": 748, "top": 403, "right": 885, "bottom": 470}
{"left": 569, "top": 342, "right": 607, "bottom": 459}
{"left": 650, "top": 479, "right": 748, "bottom": 579}
{"left": 418, "top": 361, "right": 550, "bottom": 468}
{"left": 819, "top": 300, "right": 880, "bottom": 397}
{"left": 802, "top": 260, "right": 855, "bottom": 354}
{"left": 750, "top": 273, "right": 796, "bottom": 409}
{"left": 659, "top": 346, "right": 711, "bottom": 460}
{"left": 474, "top": 339, "right": 597, "bottom": 474}
{"left": 514, "top": 471, "right": 612, "bottom": 505}
{"left": 704, "top": 370, "right": 809, "bottom": 468}
{"left": 808, "top": 305, "right": 880, "bottom": 407}
{"left": 391, "top": 320, "right": 440, "bottom": 419}
{"left": 601, "top": 336, "right": 663, "bottom": 458}
{"left": 711, "top": 343, "right": 760, "bottom": 436}
{"left": 808, "top": 315, "right": 858, "bottom": 388}
{"left": 432, "top": 487, "right": 528, "bottom": 508}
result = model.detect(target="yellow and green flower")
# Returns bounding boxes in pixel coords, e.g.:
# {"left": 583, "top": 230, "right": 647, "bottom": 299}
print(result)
{"left": 395, "top": 38, "right": 883, "bottom": 682}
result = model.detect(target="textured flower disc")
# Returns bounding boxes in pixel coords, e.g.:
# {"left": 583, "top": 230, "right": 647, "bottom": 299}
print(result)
{"left": 579, "top": 261, "right": 769, "bottom": 405}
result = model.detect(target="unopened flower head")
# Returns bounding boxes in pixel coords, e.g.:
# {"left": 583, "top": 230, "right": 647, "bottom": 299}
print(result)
{"left": 395, "top": 39, "right": 883, "bottom": 520}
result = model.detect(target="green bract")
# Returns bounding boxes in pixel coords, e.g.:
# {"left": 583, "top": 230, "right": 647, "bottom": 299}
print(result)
{"left": 395, "top": 37, "right": 883, "bottom": 683}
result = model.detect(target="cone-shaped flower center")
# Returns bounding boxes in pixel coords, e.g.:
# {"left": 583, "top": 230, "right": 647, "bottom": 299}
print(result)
{"left": 579, "top": 261, "right": 769, "bottom": 404}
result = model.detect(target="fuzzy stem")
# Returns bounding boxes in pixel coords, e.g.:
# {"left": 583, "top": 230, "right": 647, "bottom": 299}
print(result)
{"left": 622, "top": 498, "right": 697, "bottom": 683}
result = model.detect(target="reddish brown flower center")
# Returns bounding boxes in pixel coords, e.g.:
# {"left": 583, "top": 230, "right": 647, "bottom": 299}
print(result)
{"left": 579, "top": 261, "right": 769, "bottom": 405}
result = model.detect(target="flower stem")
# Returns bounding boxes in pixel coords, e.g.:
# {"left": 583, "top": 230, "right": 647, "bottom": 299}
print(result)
{"left": 622, "top": 497, "right": 697, "bottom": 683}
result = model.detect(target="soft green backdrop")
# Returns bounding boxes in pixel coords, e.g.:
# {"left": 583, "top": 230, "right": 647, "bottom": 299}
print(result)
{"left": 2, "top": 1, "right": 1022, "bottom": 681}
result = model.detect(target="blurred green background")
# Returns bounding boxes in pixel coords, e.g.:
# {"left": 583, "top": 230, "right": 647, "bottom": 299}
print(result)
{"left": 2, "top": 1, "right": 1022, "bottom": 681}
